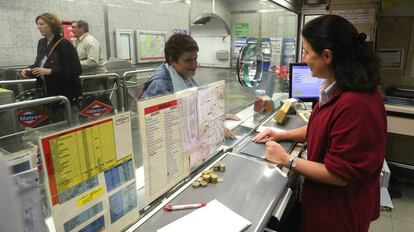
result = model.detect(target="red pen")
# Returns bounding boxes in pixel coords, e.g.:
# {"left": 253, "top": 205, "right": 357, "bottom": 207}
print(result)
{"left": 163, "top": 203, "right": 207, "bottom": 211}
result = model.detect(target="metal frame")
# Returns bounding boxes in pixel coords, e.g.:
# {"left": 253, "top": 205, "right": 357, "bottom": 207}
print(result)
{"left": 0, "top": 79, "right": 36, "bottom": 85}
{"left": 114, "top": 29, "right": 136, "bottom": 64}
{"left": 79, "top": 73, "right": 122, "bottom": 112}
{"left": 122, "top": 69, "right": 156, "bottom": 111}
{"left": 0, "top": 73, "right": 123, "bottom": 112}
{"left": 0, "top": 96, "right": 72, "bottom": 126}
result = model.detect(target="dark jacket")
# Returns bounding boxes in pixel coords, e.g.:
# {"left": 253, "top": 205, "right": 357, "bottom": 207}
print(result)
{"left": 30, "top": 35, "right": 82, "bottom": 100}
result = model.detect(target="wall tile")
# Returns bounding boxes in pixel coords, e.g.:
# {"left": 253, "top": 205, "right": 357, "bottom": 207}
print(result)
{"left": 3, "top": 0, "right": 190, "bottom": 65}
{"left": 10, "top": 23, "right": 33, "bottom": 48}
{"left": 0, "top": 6, "right": 10, "bottom": 21}
{"left": 0, "top": 21, "right": 12, "bottom": 48}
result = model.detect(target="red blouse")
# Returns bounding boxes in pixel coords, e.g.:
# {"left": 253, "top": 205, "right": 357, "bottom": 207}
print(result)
{"left": 301, "top": 89, "right": 387, "bottom": 232}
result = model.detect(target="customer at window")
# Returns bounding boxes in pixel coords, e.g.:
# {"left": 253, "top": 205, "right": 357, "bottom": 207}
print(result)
{"left": 142, "top": 33, "right": 199, "bottom": 98}
{"left": 142, "top": 33, "right": 239, "bottom": 139}
{"left": 253, "top": 15, "right": 386, "bottom": 232}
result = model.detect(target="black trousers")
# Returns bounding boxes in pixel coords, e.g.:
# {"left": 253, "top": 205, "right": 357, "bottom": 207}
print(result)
{"left": 278, "top": 198, "right": 301, "bottom": 232}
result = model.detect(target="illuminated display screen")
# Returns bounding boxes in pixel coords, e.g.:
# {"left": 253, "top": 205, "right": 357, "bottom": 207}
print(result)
{"left": 289, "top": 63, "right": 324, "bottom": 102}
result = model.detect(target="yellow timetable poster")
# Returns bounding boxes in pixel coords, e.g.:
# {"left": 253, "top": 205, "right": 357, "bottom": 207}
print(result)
{"left": 41, "top": 116, "right": 129, "bottom": 206}
{"left": 40, "top": 112, "right": 139, "bottom": 232}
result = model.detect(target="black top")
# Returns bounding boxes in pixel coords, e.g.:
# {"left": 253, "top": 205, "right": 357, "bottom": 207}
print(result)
{"left": 30, "top": 35, "right": 82, "bottom": 100}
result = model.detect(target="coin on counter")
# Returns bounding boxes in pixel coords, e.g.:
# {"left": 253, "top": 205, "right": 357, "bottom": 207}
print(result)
{"left": 202, "top": 170, "right": 209, "bottom": 175}
{"left": 213, "top": 164, "right": 219, "bottom": 171}
{"left": 203, "top": 174, "right": 211, "bottom": 183}
{"left": 196, "top": 177, "right": 204, "bottom": 182}
{"left": 217, "top": 177, "right": 224, "bottom": 183}
{"left": 200, "top": 181, "right": 208, "bottom": 187}
{"left": 210, "top": 174, "right": 218, "bottom": 184}
{"left": 192, "top": 181, "right": 200, "bottom": 188}
{"left": 219, "top": 163, "right": 226, "bottom": 172}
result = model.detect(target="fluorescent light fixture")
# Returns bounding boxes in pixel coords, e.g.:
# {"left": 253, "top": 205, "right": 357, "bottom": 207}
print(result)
{"left": 133, "top": 0, "right": 151, "bottom": 4}
{"left": 260, "top": 1, "right": 276, "bottom": 8}
{"left": 107, "top": 3, "right": 123, "bottom": 8}
{"left": 160, "top": 0, "right": 180, "bottom": 4}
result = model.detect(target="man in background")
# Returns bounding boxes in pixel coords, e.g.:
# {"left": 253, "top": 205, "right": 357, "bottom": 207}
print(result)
{"left": 71, "top": 20, "right": 107, "bottom": 92}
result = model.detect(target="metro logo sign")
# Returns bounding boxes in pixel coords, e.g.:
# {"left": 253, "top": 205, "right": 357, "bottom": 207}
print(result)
{"left": 80, "top": 100, "right": 113, "bottom": 120}
{"left": 18, "top": 109, "right": 48, "bottom": 128}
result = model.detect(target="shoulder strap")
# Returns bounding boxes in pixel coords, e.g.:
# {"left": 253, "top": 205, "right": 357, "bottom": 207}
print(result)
{"left": 47, "top": 38, "right": 64, "bottom": 57}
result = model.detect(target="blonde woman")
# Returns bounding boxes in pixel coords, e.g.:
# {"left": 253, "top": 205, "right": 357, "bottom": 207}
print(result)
{"left": 21, "top": 12, "right": 82, "bottom": 121}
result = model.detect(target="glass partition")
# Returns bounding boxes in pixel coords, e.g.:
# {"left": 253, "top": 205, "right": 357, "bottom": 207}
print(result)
{"left": 193, "top": 0, "right": 299, "bottom": 147}
{"left": 0, "top": 0, "right": 299, "bottom": 230}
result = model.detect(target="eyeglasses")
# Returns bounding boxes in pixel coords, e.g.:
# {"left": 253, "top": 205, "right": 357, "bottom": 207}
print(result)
{"left": 179, "top": 58, "right": 198, "bottom": 65}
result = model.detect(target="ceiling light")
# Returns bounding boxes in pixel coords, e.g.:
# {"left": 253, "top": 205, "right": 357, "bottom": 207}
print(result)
{"left": 133, "top": 0, "right": 151, "bottom": 5}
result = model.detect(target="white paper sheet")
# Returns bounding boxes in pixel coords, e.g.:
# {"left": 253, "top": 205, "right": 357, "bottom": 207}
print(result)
{"left": 158, "top": 199, "right": 251, "bottom": 232}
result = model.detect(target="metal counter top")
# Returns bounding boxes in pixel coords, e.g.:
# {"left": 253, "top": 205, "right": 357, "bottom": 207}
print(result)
{"left": 133, "top": 153, "right": 288, "bottom": 232}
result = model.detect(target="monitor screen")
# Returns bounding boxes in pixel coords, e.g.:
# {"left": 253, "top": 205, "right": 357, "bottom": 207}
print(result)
{"left": 289, "top": 63, "right": 325, "bottom": 102}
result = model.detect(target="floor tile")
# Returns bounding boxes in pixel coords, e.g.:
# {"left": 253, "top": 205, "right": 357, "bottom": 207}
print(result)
{"left": 380, "top": 210, "right": 392, "bottom": 217}
{"left": 369, "top": 215, "right": 393, "bottom": 232}
{"left": 392, "top": 218, "right": 414, "bottom": 232}
{"left": 391, "top": 184, "right": 414, "bottom": 224}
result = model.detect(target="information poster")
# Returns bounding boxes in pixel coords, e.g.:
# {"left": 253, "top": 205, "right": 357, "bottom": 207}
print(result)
{"left": 40, "top": 112, "right": 138, "bottom": 232}
{"left": 115, "top": 29, "right": 135, "bottom": 63}
{"left": 136, "top": 30, "right": 166, "bottom": 63}
{"left": 138, "top": 89, "right": 196, "bottom": 204}
{"left": 235, "top": 23, "right": 249, "bottom": 37}
{"left": 193, "top": 82, "right": 225, "bottom": 167}
{"left": 138, "top": 81, "right": 225, "bottom": 204}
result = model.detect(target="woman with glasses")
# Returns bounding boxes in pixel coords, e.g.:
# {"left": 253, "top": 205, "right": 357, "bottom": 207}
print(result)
{"left": 142, "top": 33, "right": 238, "bottom": 138}
{"left": 142, "top": 33, "right": 199, "bottom": 98}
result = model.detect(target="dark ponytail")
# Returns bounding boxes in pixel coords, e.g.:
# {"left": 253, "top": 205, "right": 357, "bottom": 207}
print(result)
{"left": 302, "top": 15, "right": 380, "bottom": 92}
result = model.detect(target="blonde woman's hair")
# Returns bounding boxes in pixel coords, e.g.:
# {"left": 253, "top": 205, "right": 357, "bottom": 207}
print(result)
{"left": 35, "top": 12, "right": 63, "bottom": 36}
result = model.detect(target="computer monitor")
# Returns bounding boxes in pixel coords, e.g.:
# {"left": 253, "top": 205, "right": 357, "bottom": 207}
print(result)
{"left": 289, "top": 63, "right": 325, "bottom": 102}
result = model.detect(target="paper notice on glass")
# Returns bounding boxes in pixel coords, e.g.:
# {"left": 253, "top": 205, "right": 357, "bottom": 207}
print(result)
{"left": 378, "top": 49, "right": 404, "bottom": 69}
{"left": 138, "top": 91, "right": 192, "bottom": 204}
{"left": 192, "top": 81, "right": 225, "bottom": 168}
{"left": 158, "top": 199, "right": 251, "bottom": 232}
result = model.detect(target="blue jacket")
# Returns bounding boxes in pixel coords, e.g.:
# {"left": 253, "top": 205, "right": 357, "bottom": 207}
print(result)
{"left": 143, "top": 64, "right": 173, "bottom": 98}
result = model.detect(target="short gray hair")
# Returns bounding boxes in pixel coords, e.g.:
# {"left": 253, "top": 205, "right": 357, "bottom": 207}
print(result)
{"left": 76, "top": 20, "right": 89, "bottom": 32}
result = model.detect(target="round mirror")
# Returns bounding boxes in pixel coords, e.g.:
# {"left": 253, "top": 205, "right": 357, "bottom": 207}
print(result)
{"left": 236, "top": 43, "right": 263, "bottom": 87}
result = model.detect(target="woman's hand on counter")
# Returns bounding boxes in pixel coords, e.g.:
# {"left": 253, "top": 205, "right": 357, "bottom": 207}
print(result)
{"left": 224, "top": 114, "right": 239, "bottom": 139}
{"left": 264, "top": 141, "right": 290, "bottom": 167}
{"left": 252, "top": 128, "right": 280, "bottom": 143}
{"left": 224, "top": 127, "right": 236, "bottom": 139}
{"left": 225, "top": 113, "right": 240, "bottom": 121}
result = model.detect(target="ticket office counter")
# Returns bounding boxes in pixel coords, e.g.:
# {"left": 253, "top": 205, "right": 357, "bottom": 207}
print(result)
{"left": 129, "top": 106, "right": 307, "bottom": 232}
{"left": 384, "top": 103, "right": 414, "bottom": 169}
{"left": 131, "top": 152, "right": 289, "bottom": 232}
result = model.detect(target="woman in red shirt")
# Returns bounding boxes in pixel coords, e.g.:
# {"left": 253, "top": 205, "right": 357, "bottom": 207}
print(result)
{"left": 253, "top": 15, "right": 386, "bottom": 232}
